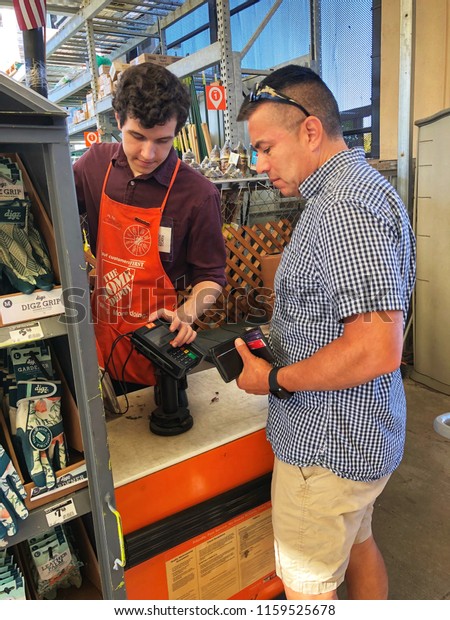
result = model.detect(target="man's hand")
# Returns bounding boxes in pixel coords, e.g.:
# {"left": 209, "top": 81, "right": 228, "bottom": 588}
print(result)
{"left": 147, "top": 308, "right": 197, "bottom": 347}
{"left": 235, "top": 337, "right": 272, "bottom": 395}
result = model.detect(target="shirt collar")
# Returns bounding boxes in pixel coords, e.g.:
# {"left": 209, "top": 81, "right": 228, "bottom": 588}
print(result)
{"left": 299, "top": 147, "right": 366, "bottom": 199}
{"left": 112, "top": 144, "right": 178, "bottom": 187}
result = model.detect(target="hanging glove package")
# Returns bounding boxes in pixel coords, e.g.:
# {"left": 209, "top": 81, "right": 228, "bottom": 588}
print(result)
{"left": 0, "top": 156, "right": 55, "bottom": 296}
{"left": 0, "top": 548, "right": 26, "bottom": 600}
{"left": 0, "top": 342, "right": 74, "bottom": 508}
{"left": 0, "top": 443, "right": 29, "bottom": 548}
{"left": 15, "top": 380, "right": 68, "bottom": 491}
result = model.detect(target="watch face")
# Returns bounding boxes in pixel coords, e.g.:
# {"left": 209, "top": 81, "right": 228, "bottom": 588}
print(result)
{"left": 271, "top": 387, "right": 292, "bottom": 400}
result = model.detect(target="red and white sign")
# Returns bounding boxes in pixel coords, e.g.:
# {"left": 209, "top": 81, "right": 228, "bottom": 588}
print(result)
{"left": 206, "top": 84, "right": 226, "bottom": 111}
{"left": 13, "top": 0, "right": 46, "bottom": 31}
{"left": 84, "top": 131, "right": 100, "bottom": 147}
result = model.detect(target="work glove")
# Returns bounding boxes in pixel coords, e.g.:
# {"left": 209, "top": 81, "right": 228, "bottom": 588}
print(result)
{"left": 0, "top": 199, "right": 54, "bottom": 294}
{"left": 26, "top": 211, "right": 54, "bottom": 291}
{"left": 15, "top": 381, "right": 68, "bottom": 490}
{"left": 0, "top": 443, "right": 28, "bottom": 547}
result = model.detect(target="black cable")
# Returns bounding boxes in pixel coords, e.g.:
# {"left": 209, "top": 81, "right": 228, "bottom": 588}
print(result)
{"left": 100, "top": 331, "right": 133, "bottom": 415}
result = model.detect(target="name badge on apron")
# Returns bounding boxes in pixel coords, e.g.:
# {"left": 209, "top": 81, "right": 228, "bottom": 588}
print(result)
{"left": 158, "top": 225, "right": 172, "bottom": 254}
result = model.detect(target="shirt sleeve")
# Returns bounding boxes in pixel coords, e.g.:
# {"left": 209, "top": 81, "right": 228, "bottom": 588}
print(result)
{"left": 186, "top": 186, "right": 227, "bottom": 288}
{"left": 315, "top": 199, "right": 406, "bottom": 321}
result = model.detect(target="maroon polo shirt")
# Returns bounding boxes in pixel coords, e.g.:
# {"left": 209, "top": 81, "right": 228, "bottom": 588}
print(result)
{"left": 73, "top": 142, "right": 226, "bottom": 290}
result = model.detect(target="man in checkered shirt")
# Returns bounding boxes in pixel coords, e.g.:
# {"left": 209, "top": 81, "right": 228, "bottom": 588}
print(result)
{"left": 235, "top": 65, "right": 416, "bottom": 600}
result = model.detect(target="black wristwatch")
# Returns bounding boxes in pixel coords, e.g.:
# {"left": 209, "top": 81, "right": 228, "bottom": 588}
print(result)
{"left": 268, "top": 367, "right": 293, "bottom": 400}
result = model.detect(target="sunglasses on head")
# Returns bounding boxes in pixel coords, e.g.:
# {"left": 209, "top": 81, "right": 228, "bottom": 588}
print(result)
{"left": 249, "top": 83, "right": 311, "bottom": 118}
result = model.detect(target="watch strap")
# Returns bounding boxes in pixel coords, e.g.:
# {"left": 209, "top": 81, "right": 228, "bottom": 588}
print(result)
{"left": 268, "top": 366, "right": 293, "bottom": 399}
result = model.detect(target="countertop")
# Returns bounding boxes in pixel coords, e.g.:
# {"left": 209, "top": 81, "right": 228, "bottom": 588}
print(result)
{"left": 106, "top": 367, "right": 269, "bottom": 488}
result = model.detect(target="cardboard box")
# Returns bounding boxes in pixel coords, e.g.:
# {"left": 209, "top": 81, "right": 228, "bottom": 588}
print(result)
{"left": 98, "top": 64, "right": 110, "bottom": 76}
{"left": 110, "top": 60, "right": 130, "bottom": 81}
{"left": 260, "top": 252, "right": 282, "bottom": 292}
{"left": 85, "top": 92, "right": 95, "bottom": 119}
{"left": 0, "top": 350, "right": 87, "bottom": 511}
{"left": 130, "top": 52, "right": 182, "bottom": 67}
{"left": 0, "top": 153, "right": 62, "bottom": 327}
{"left": 97, "top": 74, "right": 114, "bottom": 99}
{"left": 73, "top": 108, "right": 86, "bottom": 124}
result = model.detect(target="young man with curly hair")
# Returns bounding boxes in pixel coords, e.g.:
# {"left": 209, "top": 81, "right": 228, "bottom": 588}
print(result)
{"left": 74, "top": 63, "right": 226, "bottom": 389}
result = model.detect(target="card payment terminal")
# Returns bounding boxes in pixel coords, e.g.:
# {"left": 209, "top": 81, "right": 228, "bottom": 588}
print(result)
{"left": 130, "top": 320, "right": 204, "bottom": 436}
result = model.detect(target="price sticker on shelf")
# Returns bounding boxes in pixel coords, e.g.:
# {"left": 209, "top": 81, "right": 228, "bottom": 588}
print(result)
{"left": 9, "top": 321, "right": 44, "bottom": 344}
{"left": 45, "top": 498, "right": 77, "bottom": 527}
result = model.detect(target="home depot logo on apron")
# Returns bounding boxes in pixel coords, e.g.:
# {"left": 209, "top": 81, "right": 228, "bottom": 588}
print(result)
{"left": 91, "top": 160, "right": 180, "bottom": 386}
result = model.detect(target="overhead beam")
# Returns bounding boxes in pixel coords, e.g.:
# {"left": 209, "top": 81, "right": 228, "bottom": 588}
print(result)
{"left": 48, "top": 40, "right": 221, "bottom": 104}
{"left": 167, "top": 41, "right": 221, "bottom": 77}
{"left": 240, "top": 0, "right": 283, "bottom": 60}
{"left": 158, "top": 0, "right": 206, "bottom": 29}
{"left": 46, "top": 0, "right": 113, "bottom": 55}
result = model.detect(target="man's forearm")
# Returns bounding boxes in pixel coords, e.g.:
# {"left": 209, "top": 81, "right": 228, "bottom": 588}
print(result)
{"left": 177, "top": 281, "right": 222, "bottom": 324}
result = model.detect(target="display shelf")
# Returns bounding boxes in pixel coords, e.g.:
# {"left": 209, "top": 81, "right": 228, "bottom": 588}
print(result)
{"left": 0, "top": 314, "right": 68, "bottom": 348}
{"left": 5, "top": 487, "right": 91, "bottom": 547}
{"left": 210, "top": 174, "right": 270, "bottom": 189}
{"left": 0, "top": 72, "right": 126, "bottom": 599}
{"left": 68, "top": 117, "right": 97, "bottom": 137}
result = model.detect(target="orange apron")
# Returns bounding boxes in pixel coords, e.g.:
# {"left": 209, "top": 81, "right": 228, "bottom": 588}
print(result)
{"left": 91, "top": 160, "right": 180, "bottom": 386}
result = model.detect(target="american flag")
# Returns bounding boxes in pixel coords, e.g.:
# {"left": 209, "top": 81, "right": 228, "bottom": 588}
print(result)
{"left": 13, "top": 0, "right": 46, "bottom": 31}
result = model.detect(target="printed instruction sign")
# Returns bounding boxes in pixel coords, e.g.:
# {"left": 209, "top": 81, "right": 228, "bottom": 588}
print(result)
{"left": 165, "top": 503, "right": 277, "bottom": 600}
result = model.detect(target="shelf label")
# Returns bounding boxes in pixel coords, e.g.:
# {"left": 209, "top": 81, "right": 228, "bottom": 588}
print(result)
{"left": 9, "top": 320, "right": 44, "bottom": 344}
{"left": 45, "top": 498, "right": 77, "bottom": 527}
{"left": 0, "top": 286, "right": 64, "bottom": 325}
{"left": 228, "top": 151, "right": 240, "bottom": 166}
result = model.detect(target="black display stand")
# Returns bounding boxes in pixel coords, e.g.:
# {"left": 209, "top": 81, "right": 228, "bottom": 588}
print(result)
{"left": 151, "top": 370, "right": 193, "bottom": 436}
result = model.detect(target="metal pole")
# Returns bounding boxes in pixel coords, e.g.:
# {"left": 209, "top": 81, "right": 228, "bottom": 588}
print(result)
{"left": 397, "top": 0, "right": 415, "bottom": 215}
{"left": 22, "top": 28, "right": 48, "bottom": 97}
{"left": 216, "top": 0, "right": 245, "bottom": 146}
{"left": 310, "top": 0, "right": 322, "bottom": 76}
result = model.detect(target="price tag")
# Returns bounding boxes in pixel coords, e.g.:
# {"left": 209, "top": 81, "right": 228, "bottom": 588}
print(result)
{"left": 228, "top": 151, "right": 240, "bottom": 166}
{"left": 45, "top": 498, "right": 77, "bottom": 527}
{"left": 9, "top": 321, "right": 44, "bottom": 344}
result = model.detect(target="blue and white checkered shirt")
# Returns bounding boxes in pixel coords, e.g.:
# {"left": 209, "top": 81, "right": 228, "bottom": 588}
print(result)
{"left": 268, "top": 148, "right": 416, "bottom": 482}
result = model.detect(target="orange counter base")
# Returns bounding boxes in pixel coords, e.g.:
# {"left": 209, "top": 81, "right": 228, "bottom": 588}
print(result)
{"left": 107, "top": 369, "right": 283, "bottom": 601}
{"left": 117, "top": 430, "right": 282, "bottom": 600}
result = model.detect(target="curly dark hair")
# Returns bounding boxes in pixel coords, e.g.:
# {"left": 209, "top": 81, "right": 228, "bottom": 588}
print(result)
{"left": 112, "top": 62, "right": 190, "bottom": 134}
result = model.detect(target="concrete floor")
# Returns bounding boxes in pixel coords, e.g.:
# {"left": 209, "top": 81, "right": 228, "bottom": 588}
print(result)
{"left": 369, "top": 370, "right": 450, "bottom": 600}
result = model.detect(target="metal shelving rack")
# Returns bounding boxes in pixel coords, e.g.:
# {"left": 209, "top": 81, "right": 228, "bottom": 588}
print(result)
{"left": 0, "top": 72, "right": 126, "bottom": 600}
{"left": 44, "top": 0, "right": 250, "bottom": 145}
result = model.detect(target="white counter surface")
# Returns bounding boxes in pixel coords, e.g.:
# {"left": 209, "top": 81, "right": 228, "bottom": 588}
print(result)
{"left": 106, "top": 367, "right": 269, "bottom": 488}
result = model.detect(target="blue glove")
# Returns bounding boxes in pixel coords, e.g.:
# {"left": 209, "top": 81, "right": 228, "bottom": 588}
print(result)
{"left": 0, "top": 443, "right": 28, "bottom": 547}
{"left": 15, "top": 381, "right": 68, "bottom": 490}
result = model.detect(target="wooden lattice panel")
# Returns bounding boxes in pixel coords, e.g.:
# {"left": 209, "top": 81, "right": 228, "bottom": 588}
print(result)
{"left": 195, "top": 219, "right": 293, "bottom": 330}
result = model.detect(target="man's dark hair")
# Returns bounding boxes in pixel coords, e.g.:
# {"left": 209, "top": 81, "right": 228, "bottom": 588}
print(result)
{"left": 112, "top": 62, "right": 190, "bottom": 134}
{"left": 239, "top": 64, "right": 343, "bottom": 138}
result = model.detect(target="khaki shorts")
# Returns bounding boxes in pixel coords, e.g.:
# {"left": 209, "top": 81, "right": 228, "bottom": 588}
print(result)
{"left": 271, "top": 458, "right": 390, "bottom": 595}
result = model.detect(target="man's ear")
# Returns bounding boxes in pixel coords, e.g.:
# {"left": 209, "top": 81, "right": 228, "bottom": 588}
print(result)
{"left": 114, "top": 112, "right": 122, "bottom": 130}
{"left": 302, "top": 116, "right": 323, "bottom": 150}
